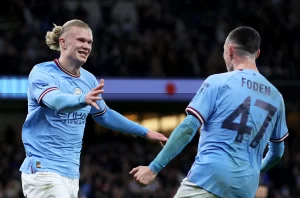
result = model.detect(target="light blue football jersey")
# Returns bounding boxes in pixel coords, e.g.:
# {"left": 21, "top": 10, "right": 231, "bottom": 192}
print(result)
{"left": 20, "top": 59, "right": 106, "bottom": 179}
{"left": 185, "top": 69, "right": 288, "bottom": 198}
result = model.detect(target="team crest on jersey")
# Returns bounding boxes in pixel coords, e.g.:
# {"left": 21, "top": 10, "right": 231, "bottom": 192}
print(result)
{"left": 74, "top": 88, "right": 82, "bottom": 95}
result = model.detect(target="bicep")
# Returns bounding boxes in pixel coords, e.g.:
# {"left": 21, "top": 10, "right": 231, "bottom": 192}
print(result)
{"left": 29, "top": 70, "right": 59, "bottom": 105}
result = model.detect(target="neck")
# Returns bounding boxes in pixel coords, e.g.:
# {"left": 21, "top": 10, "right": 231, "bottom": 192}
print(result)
{"left": 58, "top": 56, "right": 81, "bottom": 76}
{"left": 233, "top": 58, "right": 259, "bottom": 72}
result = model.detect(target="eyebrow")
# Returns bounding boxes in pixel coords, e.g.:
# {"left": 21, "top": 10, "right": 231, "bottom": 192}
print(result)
{"left": 76, "top": 36, "right": 93, "bottom": 43}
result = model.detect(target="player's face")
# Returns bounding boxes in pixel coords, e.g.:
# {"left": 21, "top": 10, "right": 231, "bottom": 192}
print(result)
{"left": 223, "top": 37, "right": 234, "bottom": 72}
{"left": 64, "top": 26, "right": 93, "bottom": 65}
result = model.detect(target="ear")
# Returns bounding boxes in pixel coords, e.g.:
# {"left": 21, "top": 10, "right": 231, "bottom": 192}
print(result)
{"left": 228, "top": 44, "right": 234, "bottom": 57}
{"left": 255, "top": 49, "right": 260, "bottom": 59}
{"left": 59, "top": 37, "right": 66, "bottom": 50}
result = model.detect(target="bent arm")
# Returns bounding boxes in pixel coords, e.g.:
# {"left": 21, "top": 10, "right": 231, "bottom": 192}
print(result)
{"left": 42, "top": 89, "right": 87, "bottom": 113}
{"left": 261, "top": 141, "right": 284, "bottom": 172}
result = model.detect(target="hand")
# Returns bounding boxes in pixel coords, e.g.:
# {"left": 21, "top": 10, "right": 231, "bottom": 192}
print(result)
{"left": 145, "top": 131, "right": 168, "bottom": 147}
{"left": 129, "top": 166, "right": 157, "bottom": 186}
{"left": 86, "top": 79, "right": 104, "bottom": 110}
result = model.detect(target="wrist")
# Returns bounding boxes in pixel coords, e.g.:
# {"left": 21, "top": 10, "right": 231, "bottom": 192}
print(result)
{"left": 149, "top": 160, "right": 161, "bottom": 174}
{"left": 141, "top": 127, "right": 149, "bottom": 137}
{"left": 79, "top": 93, "right": 88, "bottom": 106}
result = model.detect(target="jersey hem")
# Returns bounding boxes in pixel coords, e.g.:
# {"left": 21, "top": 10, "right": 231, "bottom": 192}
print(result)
{"left": 185, "top": 178, "right": 223, "bottom": 198}
{"left": 20, "top": 169, "right": 79, "bottom": 179}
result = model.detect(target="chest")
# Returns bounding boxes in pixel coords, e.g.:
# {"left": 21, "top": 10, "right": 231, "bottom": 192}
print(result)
{"left": 57, "top": 77, "right": 93, "bottom": 95}
{"left": 55, "top": 77, "right": 93, "bottom": 113}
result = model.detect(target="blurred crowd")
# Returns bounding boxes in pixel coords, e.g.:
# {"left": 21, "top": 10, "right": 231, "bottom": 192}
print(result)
{"left": 1, "top": 0, "right": 300, "bottom": 79}
{"left": 0, "top": 124, "right": 300, "bottom": 198}
{"left": 1, "top": 0, "right": 300, "bottom": 197}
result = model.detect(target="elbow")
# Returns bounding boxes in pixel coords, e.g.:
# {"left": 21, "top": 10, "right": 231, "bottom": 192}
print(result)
{"left": 275, "top": 151, "right": 284, "bottom": 161}
{"left": 273, "top": 154, "right": 283, "bottom": 162}
{"left": 50, "top": 97, "right": 68, "bottom": 113}
{"left": 272, "top": 151, "right": 284, "bottom": 163}
{"left": 42, "top": 97, "right": 63, "bottom": 112}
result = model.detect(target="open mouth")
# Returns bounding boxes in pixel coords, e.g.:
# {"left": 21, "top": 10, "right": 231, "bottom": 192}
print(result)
{"left": 78, "top": 51, "right": 88, "bottom": 57}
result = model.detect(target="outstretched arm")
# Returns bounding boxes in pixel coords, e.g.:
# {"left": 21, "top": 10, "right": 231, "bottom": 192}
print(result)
{"left": 130, "top": 115, "right": 200, "bottom": 185}
{"left": 92, "top": 107, "right": 168, "bottom": 142}
{"left": 149, "top": 115, "right": 200, "bottom": 173}
{"left": 92, "top": 107, "right": 148, "bottom": 137}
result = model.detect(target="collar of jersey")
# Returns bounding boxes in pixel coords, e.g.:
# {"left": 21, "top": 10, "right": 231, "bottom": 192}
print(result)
{"left": 54, "top": 59, "right": 81, "bottom": 78}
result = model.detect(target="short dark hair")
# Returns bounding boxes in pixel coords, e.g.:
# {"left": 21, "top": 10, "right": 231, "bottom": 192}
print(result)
{"left": 228, "top": 26, "right": 261, "bottom": 54}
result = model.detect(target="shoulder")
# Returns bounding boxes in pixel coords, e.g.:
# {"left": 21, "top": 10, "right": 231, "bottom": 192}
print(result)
{"left": 80, "top": 67, "right": 98, "bottom": 85}
{"left": 30, "top": 61, "right": 57, "bottom": 76}
{"left": 204, "top": 72, "right": 236, "bottom": 87}
{"left": 257, "top": 73, "right": 283, "bottom": 101}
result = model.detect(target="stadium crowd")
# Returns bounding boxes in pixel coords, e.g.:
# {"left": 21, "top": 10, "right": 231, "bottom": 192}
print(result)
{"left": 1, "top": 0, "right": 300, "bottom": 79}
{"left": 1, "top": 0, "right": 300, "bottom": 197}
{"left": 0, "top": 124, "right": 300, "bottom": 198}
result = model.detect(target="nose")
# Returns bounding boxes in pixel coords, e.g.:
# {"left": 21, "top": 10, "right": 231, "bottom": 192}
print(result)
{"left": 82, "top": 42, "right": 91, "bottom": 51}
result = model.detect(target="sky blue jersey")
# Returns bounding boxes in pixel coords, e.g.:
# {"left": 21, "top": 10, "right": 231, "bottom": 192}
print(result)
{"left": 185, "top": 69, "right": 288, "bottom": 198}
{"left": 20, "top": 59, "right": 106, "bottom": 179}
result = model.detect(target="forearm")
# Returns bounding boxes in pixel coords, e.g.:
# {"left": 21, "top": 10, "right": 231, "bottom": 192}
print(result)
{"left": 93, "top": 108, "right": 148, "bottom": 137}
{"left": 149, "top": 115, "right": 200, "bottom": 174}
{"left": 261, "top": 141, "right": 284, "bottom": 172}
{"left": 42, "top": 90, "right": 87, "bottom": 113}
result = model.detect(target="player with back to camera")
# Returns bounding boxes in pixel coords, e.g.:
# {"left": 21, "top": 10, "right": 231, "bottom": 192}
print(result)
{"left": 130, "top": 26, "right": 288, "bottom": 198}
{"left": 19, "top": 19, "right": 168, "bottom": 198}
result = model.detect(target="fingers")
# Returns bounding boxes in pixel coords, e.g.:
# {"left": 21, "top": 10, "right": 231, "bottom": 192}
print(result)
{"left": 160, "top": 142, "right": 165, "bottom": 147}
{"left": 157, "top": 133, "right": 168, "bottom": 142}
{"left": 90, "top": 96, "right": 102, "bottom": 101}
{"left": 92, "top": 85, "right": 101, "bottom": 92}
{"left": 91, "top": 102, "right": 100, "bottom": 110}
{"left": 93, "top": 89, "right": 104, "bottom": 95}
{"left": 129, "top": 167, "right": 140, "bottom": 175}
{"left": 161, "top": 135, "right": 168, "bottom": 142}
{"left": 99, "top": 79, "right": 104, "bottom": 85}
{"left": 93, "top": 79, "right": 104, "bottom": 91}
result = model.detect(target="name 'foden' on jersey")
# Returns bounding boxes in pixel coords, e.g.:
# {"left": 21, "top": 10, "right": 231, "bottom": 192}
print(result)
{"left": 241, "top": 77, "right": 270, "bottom": 96}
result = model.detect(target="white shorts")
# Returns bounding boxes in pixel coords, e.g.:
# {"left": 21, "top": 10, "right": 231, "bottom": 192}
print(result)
{"left": 21, "top": 172, "right": 79, "bottom": 198}
{"left": 174, "top": 178, "right": 218, "bottom": 198}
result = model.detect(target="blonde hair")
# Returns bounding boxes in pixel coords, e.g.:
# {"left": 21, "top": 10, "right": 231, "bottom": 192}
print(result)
{"left": 45, "top": 19, "right": 91, "bottom": 51}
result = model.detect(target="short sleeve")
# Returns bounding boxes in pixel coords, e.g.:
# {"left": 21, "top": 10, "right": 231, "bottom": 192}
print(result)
{"left": 28, "top": 69, "right": 59, "bottom": 105}
{"left": 270, "top": 95, "right": 289, "bottom": 142}
{"left": 89, "top": 76, "right": 107, "bottom": 116}
{"left": 185, "top": 76, "right": 219, "bottom": 124}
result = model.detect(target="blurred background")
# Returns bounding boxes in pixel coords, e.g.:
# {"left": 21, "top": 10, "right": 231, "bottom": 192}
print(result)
{"left": 0, "top": 0, "right": 300, "bottom": 197}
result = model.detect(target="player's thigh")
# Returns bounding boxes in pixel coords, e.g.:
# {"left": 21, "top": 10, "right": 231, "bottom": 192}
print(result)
{"left": 174, "top": 178, "right": 218, "bottom": 198}
{"left": 22, "top": 172, "right": 70, "bottom": 198}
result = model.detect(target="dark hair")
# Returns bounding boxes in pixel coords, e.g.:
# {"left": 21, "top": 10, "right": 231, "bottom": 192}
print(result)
{"left": 228, "top": 26, "right": 261, "bottom": 54}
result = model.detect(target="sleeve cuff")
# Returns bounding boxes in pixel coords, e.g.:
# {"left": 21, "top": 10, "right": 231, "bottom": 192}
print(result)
{"left": 79, "top": 93, "right": 87, "bottom": 106}
{"left": 149, "top": 161, "right": 162, "bottom": 174}
{"left": 91, "top": 106, "right": 107, "bottom": 117}
{"left": 270, "top": 132, "right": 289, "bottom": 143}
{"left": 185, "top": 106, "right": 205, "bottom": 124}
